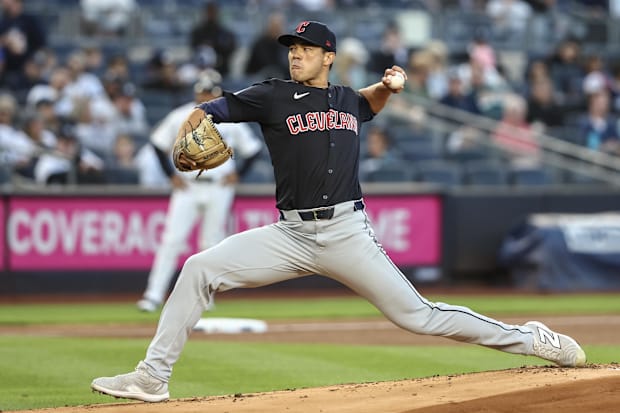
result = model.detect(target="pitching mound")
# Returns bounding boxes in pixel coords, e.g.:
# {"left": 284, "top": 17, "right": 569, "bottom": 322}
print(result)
{"left": 13, "top": 365, "right": 620, "bottom": 413}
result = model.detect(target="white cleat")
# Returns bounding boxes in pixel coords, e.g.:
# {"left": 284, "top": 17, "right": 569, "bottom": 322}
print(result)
{"left": 91, "top": 361, "right": 169, "bottom": 402}
{"left": 136, "top": 298, "right": 160, "bottom": 313}
{"left": 526, "top": 321, "right": 587, "bottom": 367}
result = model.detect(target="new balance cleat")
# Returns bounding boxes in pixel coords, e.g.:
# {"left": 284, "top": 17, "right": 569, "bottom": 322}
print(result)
{"left": 91, "top": 361, "right": 169, "bottom": 402}
{"left": 526, "top": 321, "right": 586, "bottom": 367}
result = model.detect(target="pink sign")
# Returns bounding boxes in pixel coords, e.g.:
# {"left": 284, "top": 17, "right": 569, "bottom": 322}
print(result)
{"left": 7, "top": 195, "right": 440, "bottom": 270}
{"left": 8, "top": 197, "right": 169, "bottom": 270}
{"left": 227, "top": 195, "right": 440, "bottom": 266}
{"left": 363, "top": 196, "right": 441, "bottom": 265}
{"left": 0, "top": 199, "right": 5, "bottom": 271}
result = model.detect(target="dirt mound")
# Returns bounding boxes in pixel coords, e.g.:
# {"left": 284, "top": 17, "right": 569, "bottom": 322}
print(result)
{"left": 11, "top": 365, "right": 619, "bottom": 413}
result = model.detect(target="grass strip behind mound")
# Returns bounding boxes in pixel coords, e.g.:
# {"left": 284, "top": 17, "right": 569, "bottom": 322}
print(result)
{"left": 1, "top": 294, "right": 619, "bottom": 325}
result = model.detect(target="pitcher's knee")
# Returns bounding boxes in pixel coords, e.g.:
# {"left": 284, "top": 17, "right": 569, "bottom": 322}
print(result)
{"left": 386, "top": 307, "right": 435, "bottom": 334}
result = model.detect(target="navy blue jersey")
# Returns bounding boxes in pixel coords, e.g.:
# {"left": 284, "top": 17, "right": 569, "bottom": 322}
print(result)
{"left": 222, "top": 79, "right": 374, "bottom": 210}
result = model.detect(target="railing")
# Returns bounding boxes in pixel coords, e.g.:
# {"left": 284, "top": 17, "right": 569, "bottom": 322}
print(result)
{"left": 398, "top": 95, "right": 620, "bottom": 187}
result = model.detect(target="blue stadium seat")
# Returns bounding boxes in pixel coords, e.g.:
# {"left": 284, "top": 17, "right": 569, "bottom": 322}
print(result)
{"left": 104, "top": 167, "right": 140, "bottom": 185}
{"left": 414, "top": 160, "right": 463, "bottom": 186}
{"left": 509, "top": 167, "right": 553, "bottom": 186}
{"left": 463, "top": 160, "right": 508, "bottom": 186}
{"left": 241, "top": 159, "right": 274, "bottom": 184}
{"left": 362, "top": 164, "right": 414, "bottom": 182}
{"left": 398, "top": 139, "right": 443, "bottom": 162}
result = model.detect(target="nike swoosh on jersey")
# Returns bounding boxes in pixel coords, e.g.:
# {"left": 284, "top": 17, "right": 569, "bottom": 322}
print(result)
{"left": 293, "top": 92, "right": 310, "bottom": 100}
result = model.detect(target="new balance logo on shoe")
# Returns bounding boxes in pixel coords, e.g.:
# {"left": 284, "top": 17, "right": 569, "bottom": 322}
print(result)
{"left": 533, "top": 324, "right": 561, "bottom": 348}
{"left": 293, "top": 92, "right": 310, "bottom": 100}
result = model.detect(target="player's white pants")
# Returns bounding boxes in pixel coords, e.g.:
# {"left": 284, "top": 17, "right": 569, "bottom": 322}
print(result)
{"left": 142, "top": 181, "right": 235, "bottom": 304}
{"left": 143, "top": 199, "right": 535, "bottom": 382}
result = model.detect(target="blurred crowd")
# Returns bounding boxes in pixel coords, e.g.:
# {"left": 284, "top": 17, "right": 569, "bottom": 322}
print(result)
{"left": 0, "top": 0, "right": 619, "bottom": 187}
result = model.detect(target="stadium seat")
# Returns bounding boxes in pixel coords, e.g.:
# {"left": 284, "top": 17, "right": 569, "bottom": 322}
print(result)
{"left": 241, "top": 160, "right": 274, "bottom": 184}
{"left": 104, "top": 167, "right": 140, "bottom": 185}
{"left": 509, "top": 167, "right": 553, "bottom": 186}
{"left": 362, "top": 164, "right": 414, "bottom": 182}
{"left": 398, "top": 139, "right": 443, "bottom": 162}
{"left": 463, "top": 160, "right": 509, "bottom": 186}
{"left": 414, "top": 160, "right": 463, "bottom": 186}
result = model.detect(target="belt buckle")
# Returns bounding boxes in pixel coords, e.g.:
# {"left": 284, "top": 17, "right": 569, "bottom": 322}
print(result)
{"left": 312, "top": 207, "right": 331, "bottom": 220}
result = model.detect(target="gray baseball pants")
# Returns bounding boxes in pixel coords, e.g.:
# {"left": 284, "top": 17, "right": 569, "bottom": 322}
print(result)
{"left": 143, "top": 199, "right": 535, "bottom": 382}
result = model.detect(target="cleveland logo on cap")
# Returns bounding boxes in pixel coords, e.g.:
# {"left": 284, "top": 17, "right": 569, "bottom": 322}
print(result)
{"left": 278, "top": 21, "right": 337, "bottom": 53}
{"left": 296, "top": 21, "right": 310, "bottom": 33}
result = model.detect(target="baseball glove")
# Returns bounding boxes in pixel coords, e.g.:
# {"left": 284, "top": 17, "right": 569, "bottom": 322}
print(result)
{"left": 172, "top": 109, "right": 233, "bottom": 176}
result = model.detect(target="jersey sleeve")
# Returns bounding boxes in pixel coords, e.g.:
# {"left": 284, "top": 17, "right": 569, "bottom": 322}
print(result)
{"left": 358, "top": 91, "right": 375, "bottom": 122}
{"left": 223, "top": 81, "right": 274, "bottom": 123}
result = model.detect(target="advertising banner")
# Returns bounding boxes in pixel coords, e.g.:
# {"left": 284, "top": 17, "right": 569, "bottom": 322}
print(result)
{"left": 0, "top": 199, "right": 4, "bottom": 271}
{"left": 6, "top": 195, "right": 440, "bottom": 271}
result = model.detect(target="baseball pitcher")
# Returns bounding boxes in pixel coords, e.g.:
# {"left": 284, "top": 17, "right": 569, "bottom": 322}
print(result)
{"left": 93, "top": 21, "right": 585, "bottom": 403}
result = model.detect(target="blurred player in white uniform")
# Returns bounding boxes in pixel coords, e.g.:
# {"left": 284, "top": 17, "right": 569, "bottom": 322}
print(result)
{"left": 137, "top": 70, "right": 263, "bottom": 312}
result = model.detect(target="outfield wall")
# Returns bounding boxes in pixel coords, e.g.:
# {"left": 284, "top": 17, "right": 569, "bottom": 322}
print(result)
{"left": 1, "top": 184, "right": 619, "bottom": 295}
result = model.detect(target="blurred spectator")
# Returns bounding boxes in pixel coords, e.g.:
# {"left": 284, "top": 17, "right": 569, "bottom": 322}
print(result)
{"left": 80, "top": 0, "right": 137, "bottom": 37}
{"left": 14, "top": 109, "right": 57, "bottom": 179}
{"left": 330, "top": 37, "right": 369, "bottom": 90}
{"left": 526, "top": 78, "right": 564, "bottom": 131}
{"left": 103, "top": 54, "right": 131, "bottom": 84}
{"left": 402, "top": 50, "right": 433, "bottom": 99}
{"left": 359, "top": 126, "right": 402, "bottom": 178}
{"left": 108, "top": 82, "right": 149, "bottom": 137}
{"left": 72, "top": 95, "right": 117, "bottom": 158}
{"left": 189, "top": 2, "right": 237, "bottom": 76}
{"left": 441, "top": 67, "right": 485, "bottom": 159}
{"left": 439, "top": 69, "right": 481, "bottom": 115}
{"left": 609, "top": 63, "right": 620, "bottom": 113}
{"left": 0, "top": 0, "right": 47, "bottom": 88}
{"left": 577, "top": 91, "right": 620, "bottom": 155}
{"left": 424, "top": 40, "right": 450, "bottom": 100}
{"left": 581, "top": 54, "right": 611, "bottom": 96}
{"left": 467, "top": 30, "right": 497, "bottom": 71}
{"left": 366, "top": 22, "right": 409, "bottom": 76}
{"left": 524, "top": 58, "right": 551, "bottom": 86}
{"left": 547, "top": 38, "right": 584, "bottom": 110}
{"left": 81, "top": 44, "right": 106, "bottom": 77}
{"left": 12, "top": 49, "right": 49, "bottom": 99}
{"left": 245, "top": 12, "right": 289, "bottom": 79}
{"left": 55, "top": 50, "right": 106, "bottom": 118}
{"left": 455, "top": 51, "right": 511, "bottom": 119}
{"left": 108, "top": 132, "right": 137, "bottom": 168}
{"left": 486, "top": 0, "right": 532, "bottom": 42}
{"left": 0, "top": 92, "right": 38, "bottom": 171}
{"left": 26, "top": 65, "right": 71, "bottom": 109}
{"left": 32, "top": 98, "right": 61, "bottom": 133}
{"left": 492, "top": 94, "right": 541, "bottom": 167}
{"left": 65, "top": 50, "right": 106, "bottom": 99}
{"left": 292, "top": 0, "right": 335, "bottom": 11}
{"left": 34, "top": 122, "right": 105, "bottom": 185}
{"left": 142, "top": 49, "right": 185, "bottom": 92}
{"left": 177, "top": 46, "right": 217, "bottom": 86}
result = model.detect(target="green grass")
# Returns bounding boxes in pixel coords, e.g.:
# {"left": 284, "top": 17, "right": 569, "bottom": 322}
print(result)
{"left": 1, "top": 294, "right": 619, "bottom": 325}
{"left": 0, "top": 293, "right": 618, "bottom": 410}
{"left": 1, "top": 335, "right": 616, "bottom": 411}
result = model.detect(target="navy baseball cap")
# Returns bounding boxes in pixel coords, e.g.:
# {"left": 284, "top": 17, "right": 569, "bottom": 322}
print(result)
{"left": 278, "top": 21, "right": 336, "bottom": 53}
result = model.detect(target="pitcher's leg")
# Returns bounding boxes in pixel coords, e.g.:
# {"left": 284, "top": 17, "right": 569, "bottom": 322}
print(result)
{"left": 143, "top": 223, "right": 316, "bottom": 381}
{"left": 320, "top": 214, "right": 534, "bottom": 355}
